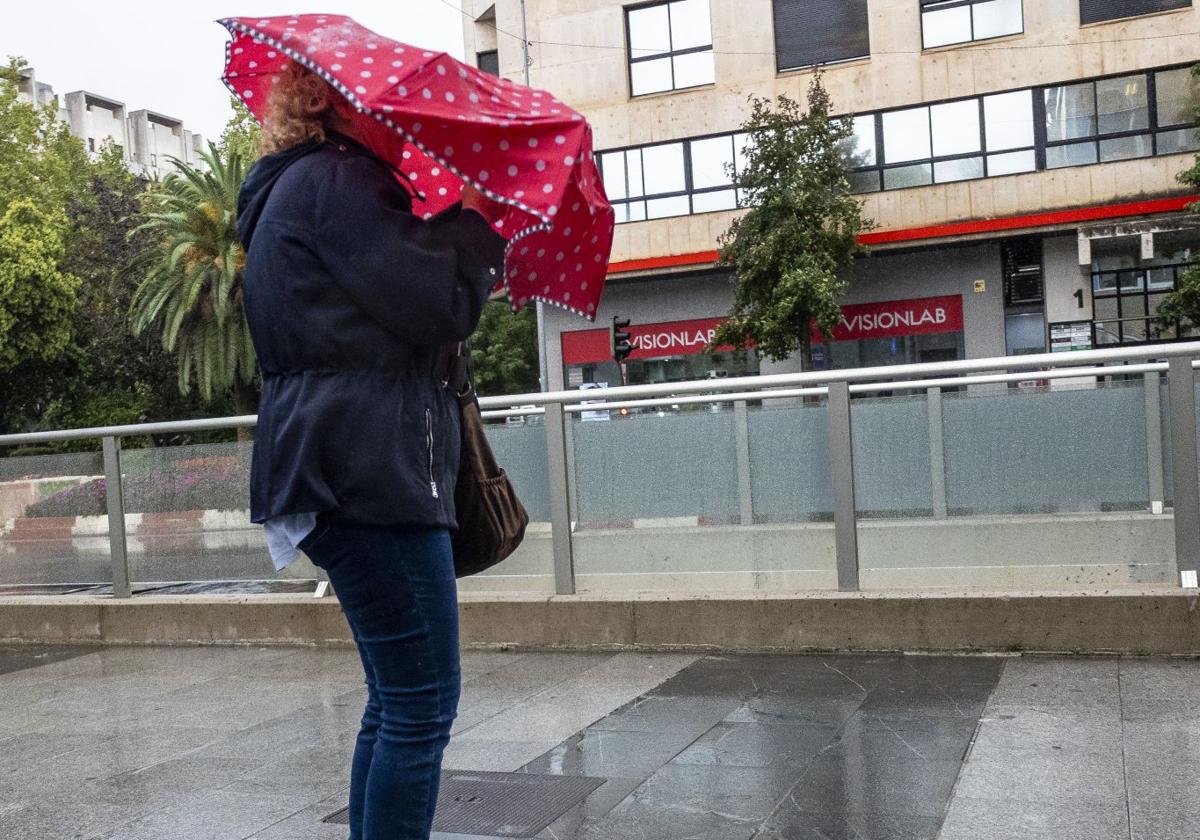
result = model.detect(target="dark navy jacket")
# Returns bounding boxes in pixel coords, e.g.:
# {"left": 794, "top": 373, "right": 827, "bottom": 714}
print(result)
{"left": 237, "top": 134, "right": 506, "bottom": 527}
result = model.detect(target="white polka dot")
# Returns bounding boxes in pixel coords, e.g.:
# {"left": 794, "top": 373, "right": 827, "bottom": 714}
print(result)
{"left": 437, "top": 64, "right": 447, "bottom": 75}
{"left": 563, "top": 292, "right": 571, "bottom": 302}
{"left": 288, "top": 18, "right": 298, "bottom": 24}
{"left": 307, "top": 45, "right": 318, "bottom": 54}
{"left": 564, "top": 156, "right": 575, "bottom": 166}
{"left": 564, "top": 227, "right": 573, "bottom": 237}
{"left": 548, "top": 206, "right": 558, "bottom": 215}
{"left": 587, "top": 303, "right": 595, "bottom": 312}
{"left": 367, "top": 43, "right": 378, "bottom": 50}
{"left": 388, "top": 76, "right": 399, "bottom": 84}
{"left": 529, "top": 272, "right": 538, "bottom": 281}
{"left": 445, "top": 92, "right": 455, "bottom": 103}
{"left": 520, "top": 247, "right": 530, "bottom": 256}
{"left": 528, "top": 138, "right": 539, "bottom": 148}
{"left": 478, "top": 171, "right": 489, "bottom": 181}
{"left": 243, "top": 89, "right": 254, "bottom": 98}
{"left": 472, "top": 142, "right": 483, "bottom": 153}
{"left": 394, "top": 46, "right": 405, "bottom": 53}
{"left": 543, "top": 285, "right": 550, "bottom": 293}
{"left": 431, "top": 167, "right": 441, "bottom": 176}
{"left": 469, "top": 93, "right": 480, "bottom": 104}
{"left": 234, "top": 47, "right": 244, "bottom": 55}
{"left": 573, "top": 245, "right": 581, "bottom": 254}
{"left": 543, "top": 184, "right": 554, "bottom": 193}
{"left": 572, "top": 202, "right": 581, "bottom": 211}
{"left": 458, "top": 67, "right": 469, "bottom": 78}
{"left": 403, "top": 150, "right": 412, "bottom": 159}
{"left": 424, "top": 212, "right": 433, "bottom": 220}
{"left": 331, "top": 63, "right": 342, "bottom": 71}
{"left": 555, "top": 135, "right": 566, "bottom": 144}
{"left": 575, "top": 264, "right": 583, "bottom": 272}
{"left": 438, "top": 187, "right": 448, "bottom": 196}
{"left": 356, "top": 86, "right": 367, "bottom": 94}
{"left": 410, "top": 172, "right": 419, "bottom": 180}
{"left": 363, "top": 56, "right": 374, "bottom": 64}
{"left": 594, "top": 254, "right": 602, "bottom": 262}
{"left": 536, "top": 160, "right": 546, "bottom": 172}
{"left": 556, "top": 252, "right": 565, "bottom": 262}
{"left": 257, "top": 18, "right": 270, "bottom": 25}
{"left": 361, "top": 71, "right": 372, "bottom": 78}
{"left": 248, "top": 61, "right": 258, "bottom": 68}
{"left": 422, "top": 89, "right": 432, "bottom": 99}
{"left": 499, "top": 140, "right": 510, "bottom": 151}
{"left": 580, "top": 281, "right": 588, "bottom": 290}
{"left": 336, "top": 51, "right": 347, "bottom": 58}
{"left": 398, "top": 86, "right": 408, "bottom": 96}
{"left": 507, "top": 165, "right": 518, "bottom": 177}
{"left": 268, "top": 50, "right": 277, "bottom": 58}
{"left": 515, "top": 190, "right": 525, "bottom": 198}
{"left": 537, "top": 249, "right": 546, "bottom": 258}
{"left": 491, "top": 96, "right": 501, "bottom": 103}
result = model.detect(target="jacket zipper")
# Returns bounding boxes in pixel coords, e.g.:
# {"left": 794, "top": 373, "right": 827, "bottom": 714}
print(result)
{"left": 426, "top": 408, "right": 440, "bottom": 499}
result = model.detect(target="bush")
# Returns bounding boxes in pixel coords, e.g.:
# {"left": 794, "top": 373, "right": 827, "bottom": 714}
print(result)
{"left": 23, "top": 456, "right": 249, "bottom": 517}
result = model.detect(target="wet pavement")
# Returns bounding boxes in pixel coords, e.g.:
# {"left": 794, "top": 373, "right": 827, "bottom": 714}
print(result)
{"left": 0, "top": 645, "right": 1196, "bottom": 839}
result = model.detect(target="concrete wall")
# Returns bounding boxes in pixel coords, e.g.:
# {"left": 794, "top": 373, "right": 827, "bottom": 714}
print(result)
{"left": 466, "top": 0, "right": 1200, "bottom": 264}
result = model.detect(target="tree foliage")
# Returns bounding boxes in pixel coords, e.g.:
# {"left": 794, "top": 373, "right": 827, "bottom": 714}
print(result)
{"left": 0, "top": 199, "right": 76, "bottom": 372}
{"left": 219, "top": 97, "right": 262, "bottom": 163}
{"left": 471, "top": 299, "right": 540, "bottom": 396}
{"left": 128, "top": 143, "right": 257, "bottom": 412}
{"left": 712, "top": 74, "right": 873, "bottom": 368}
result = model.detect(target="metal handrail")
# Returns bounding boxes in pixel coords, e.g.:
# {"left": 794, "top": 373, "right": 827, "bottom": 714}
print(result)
{"left": 2, "top": 342, "right": 1198, "bottom": 446}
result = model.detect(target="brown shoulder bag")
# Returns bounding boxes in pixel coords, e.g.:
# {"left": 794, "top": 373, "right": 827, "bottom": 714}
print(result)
{"left": 447, "top": 343, "right": 529, "bottom": 578}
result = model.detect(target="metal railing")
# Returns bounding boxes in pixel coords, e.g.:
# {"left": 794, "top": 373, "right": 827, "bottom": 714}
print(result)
{"left": 2, "top": 341, "right": 1199, "bottom": 597}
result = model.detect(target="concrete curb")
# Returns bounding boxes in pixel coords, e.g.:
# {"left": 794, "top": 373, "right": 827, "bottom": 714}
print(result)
{"left": 1, "top": 588, "right": 1198, "bottom": 654}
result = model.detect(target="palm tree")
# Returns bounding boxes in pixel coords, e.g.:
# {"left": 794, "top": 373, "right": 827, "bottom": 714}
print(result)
{"left": 128, "top": 143, "right": 258, "bottom": 429}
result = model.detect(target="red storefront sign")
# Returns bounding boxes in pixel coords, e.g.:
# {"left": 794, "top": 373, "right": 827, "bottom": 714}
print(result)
{"left": 561, "top": 296, "right": 963, "bottom": 365}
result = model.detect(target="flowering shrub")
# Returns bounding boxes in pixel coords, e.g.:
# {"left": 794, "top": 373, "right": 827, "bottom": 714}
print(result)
{"left": 24, "top": 457, "right": 250, "bottom": 517}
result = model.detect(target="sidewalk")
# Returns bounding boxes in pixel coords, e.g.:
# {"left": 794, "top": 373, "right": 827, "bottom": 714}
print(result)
{"left": 0, "top": 644, "right": 1195, "bottom": 839}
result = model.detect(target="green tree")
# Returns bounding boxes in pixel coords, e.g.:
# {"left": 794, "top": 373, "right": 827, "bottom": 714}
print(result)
{"left": 219, "top": 97, "right": 261, "bottom": 161}
{"left": 1157, "top": 65, "right": 1200, "bottom": 334}
{"left": 471, "top": 299, "right": 539, "bottom": 396}
{"left": 711, "top": 73, "right": 873, "bottom": 370}
{"left": 128, "top": 143, "right": 258, "bottom": 422}
{"left": 0, "top": 199, "right": 77, "bottom": 373}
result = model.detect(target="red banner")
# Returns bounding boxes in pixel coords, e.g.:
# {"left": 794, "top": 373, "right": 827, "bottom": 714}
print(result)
{"left": 561, "top": 296, "right": 963, "bottom": 365}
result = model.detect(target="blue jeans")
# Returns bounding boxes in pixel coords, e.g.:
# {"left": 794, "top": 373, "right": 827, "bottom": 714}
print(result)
{"left": 300, "top": 519, "right": 461, "bottom": 840}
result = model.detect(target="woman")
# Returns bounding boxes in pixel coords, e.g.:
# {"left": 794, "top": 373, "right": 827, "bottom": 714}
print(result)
{"left": 237, "top": 62, "right": 507, "bottom": 840}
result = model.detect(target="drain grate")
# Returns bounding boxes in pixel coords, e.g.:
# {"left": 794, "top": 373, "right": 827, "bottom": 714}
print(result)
{"left": 323, "top": 770, "right": 605, "bottom": 837}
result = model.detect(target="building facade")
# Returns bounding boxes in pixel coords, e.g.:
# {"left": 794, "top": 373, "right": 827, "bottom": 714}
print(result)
{"left": 17, "top": 68, "right": 205, "bottom": 180}
{"left": 462, "top": 0, "right": 1200, "bottom": 390}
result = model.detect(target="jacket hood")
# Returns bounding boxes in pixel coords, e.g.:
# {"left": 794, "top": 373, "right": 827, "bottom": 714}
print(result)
{"left": 236, "top": 141, "right": 321, "bottom": 250}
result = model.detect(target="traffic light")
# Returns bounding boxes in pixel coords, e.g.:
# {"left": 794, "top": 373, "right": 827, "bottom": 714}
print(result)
{"left": 610, "top": 316, "right": 633, "bottom": 363}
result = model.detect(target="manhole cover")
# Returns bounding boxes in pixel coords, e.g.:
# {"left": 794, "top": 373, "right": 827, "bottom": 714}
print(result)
{"left": 323, "top": 770, "right": 606, "bottom": 837}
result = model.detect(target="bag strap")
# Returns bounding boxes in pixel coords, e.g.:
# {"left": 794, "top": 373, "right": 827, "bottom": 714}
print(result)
{"left": 447, "top": 341, "right": 477, "bottom": 407}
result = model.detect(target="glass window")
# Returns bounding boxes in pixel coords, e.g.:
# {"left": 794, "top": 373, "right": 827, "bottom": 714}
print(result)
{"left": 1006, "top": 312, "right": 1045, "bottom": 355}
{"left": 1099, "top": 134, "right": 1152, "bottom": 162}
{"left": 691, "top": 189, "right": 737, "bottom": 212}
{"left": 884, "top": 163, "right": 933, "bottom": 190}
{"left": 641, "top": 143, "right": 686, "bottom": 195}
{"left": 883, "top": 106, "right": 932, "bottom": 163}
{"left": 931, "top": 99, "right": 982, "bottom": 156}
{"left": 922, "top": 0, "right": 1023, "bottom": 49}
{"left": 922, "top": 5, "right": 972, "bottom": 49}
{"left": 848, "top": 169, "right": 881, "bottom": 194}
{"left": 987, "top": 149, "right": 1036, "bottom": 175}
{"left": 627, "top": 0, "right": 715, "bottom": 96}
{"left": 1080, "top": 0, "right": 1191, "bottom": 26}
{"left": 846, "top": 115, "right": 877, "bottom": 167}
{"left": 1157, "top": 127, "right": 1200, "bottom": 155}
{"left": 972, "top": 0, "right": 1023, "bottom": 40}
{"left": 1046, "top": 141, "right": 1097, "bottom": 169}
{"left": 935, "top": 156, "right": 985, "bottom": 182}
{"left": 1045, "top": 82, "right": 1095, "bottom": 142}
{"left": 599, "top": 152, "right": 627, "bottom": 200}
{"left": 774, "top": 0, "right": 870, "bottom": 71}
{"left": 1155, "top": 67, "right": 1198, "bottom": 127}
{"left": 647, "top": 195, "right": 691, "bottom": 218}
{"left": 1095, "top": 75, "right": 1149, "bottom": 135}
{"left": 984, "top": 90, "right": 1035, "bottom": 150}
{"left": 690, "top": 136, "right": 735, "bottom": 189}
{"left": 476, "top": 50, "right": 499, "bottom": 76}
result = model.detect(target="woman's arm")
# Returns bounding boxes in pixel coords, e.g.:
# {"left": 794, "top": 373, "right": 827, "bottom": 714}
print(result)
{"left": 312, "top": 154, "right": 507, "bottom": 346}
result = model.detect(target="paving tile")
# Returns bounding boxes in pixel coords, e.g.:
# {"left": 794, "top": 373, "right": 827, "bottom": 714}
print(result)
{"left": 754, "top": 804, "right": 944, "bottom": 840}
{"left": 523, "top": 727, "right": 698, "bottom": 778}
{"left": 973, "top": 704, "right": 1124, "bottom": 758}
{"left": 590, "top": 694, "right": 741, "bottom": 734}
{"left": 723, "top": 689, "right": 866, "bottom": 728}
{"left": 0, "top": 644, "right": 98, "bottom": 676}
{"left": 98, "top": 788, "right": 312, "bottom": 840}
{"left": 937, "top": 793, "right": 1130, "bottom": 840}
{"left": 951, "top": 742, "right": 1126, "bottom": 806}
{"left": 670, "top": 721, "right": 837, "bottom": 769}
{"left": 441, "top": 737, "right": 561, "bottom": 772}
{"left": 783, "top": 751, "right": 963, "bottom": 819}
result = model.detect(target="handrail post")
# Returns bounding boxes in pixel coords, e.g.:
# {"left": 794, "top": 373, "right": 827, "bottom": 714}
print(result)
{"left": 1144, "top": 371, "right": 1165, "bottom": 515}
{"left": 927, "top": 387, "right": 948, "bottom": 519}
{"left": 827, "top": 382, "right": 860, "bottom": 592}
{"left": 1167, "top": 357, "right": 1200, "bottom": 588}
{"left": 102, "top": 436, "right": 131, "bottom": 598}
{"left": 734, "top": 400, "right": 754, "bottom": 526}
{"left": 544, "top": 403, "right": 576, "bottom": 595}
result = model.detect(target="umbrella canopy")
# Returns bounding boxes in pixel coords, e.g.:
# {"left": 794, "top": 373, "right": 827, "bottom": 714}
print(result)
{"left": 219, "top": 13, "right": 613, "bottom": 320}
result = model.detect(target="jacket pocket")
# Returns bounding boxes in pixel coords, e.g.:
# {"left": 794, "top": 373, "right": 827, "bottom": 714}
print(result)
{"left": 426, "top": 408, "right": 440, "bottom": 499}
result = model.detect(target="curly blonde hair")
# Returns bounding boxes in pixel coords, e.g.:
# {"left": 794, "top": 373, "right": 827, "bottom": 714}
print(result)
{"left": 259, "top": 62, "right": 338, "bottom": 156}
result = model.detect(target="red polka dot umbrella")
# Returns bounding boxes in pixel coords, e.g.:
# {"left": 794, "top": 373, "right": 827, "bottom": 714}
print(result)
{"left": 219, "top": 14, "right": 614, "bottom": 320}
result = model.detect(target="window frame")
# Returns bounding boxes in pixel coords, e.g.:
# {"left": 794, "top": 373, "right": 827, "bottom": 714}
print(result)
{"left": 597, "top": 63, "right": 1199, "bottom": 224}
{"left": 772, "top": 0, "right": 872, "bottom": 73}
{"left": 1079, "top": 0, "right": 1192, "bottom": 26}
{"left": 920, "top": 0, "right": 1025, "bottom": 51}
{"left": 1091, "top": 256, "right": 1193, "bottom": 345}
{"left": 624, "top": 0, "right": 715, "bottom": 98}
{"left": 476, "top": 49, "right": 499, "bottom": 76}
